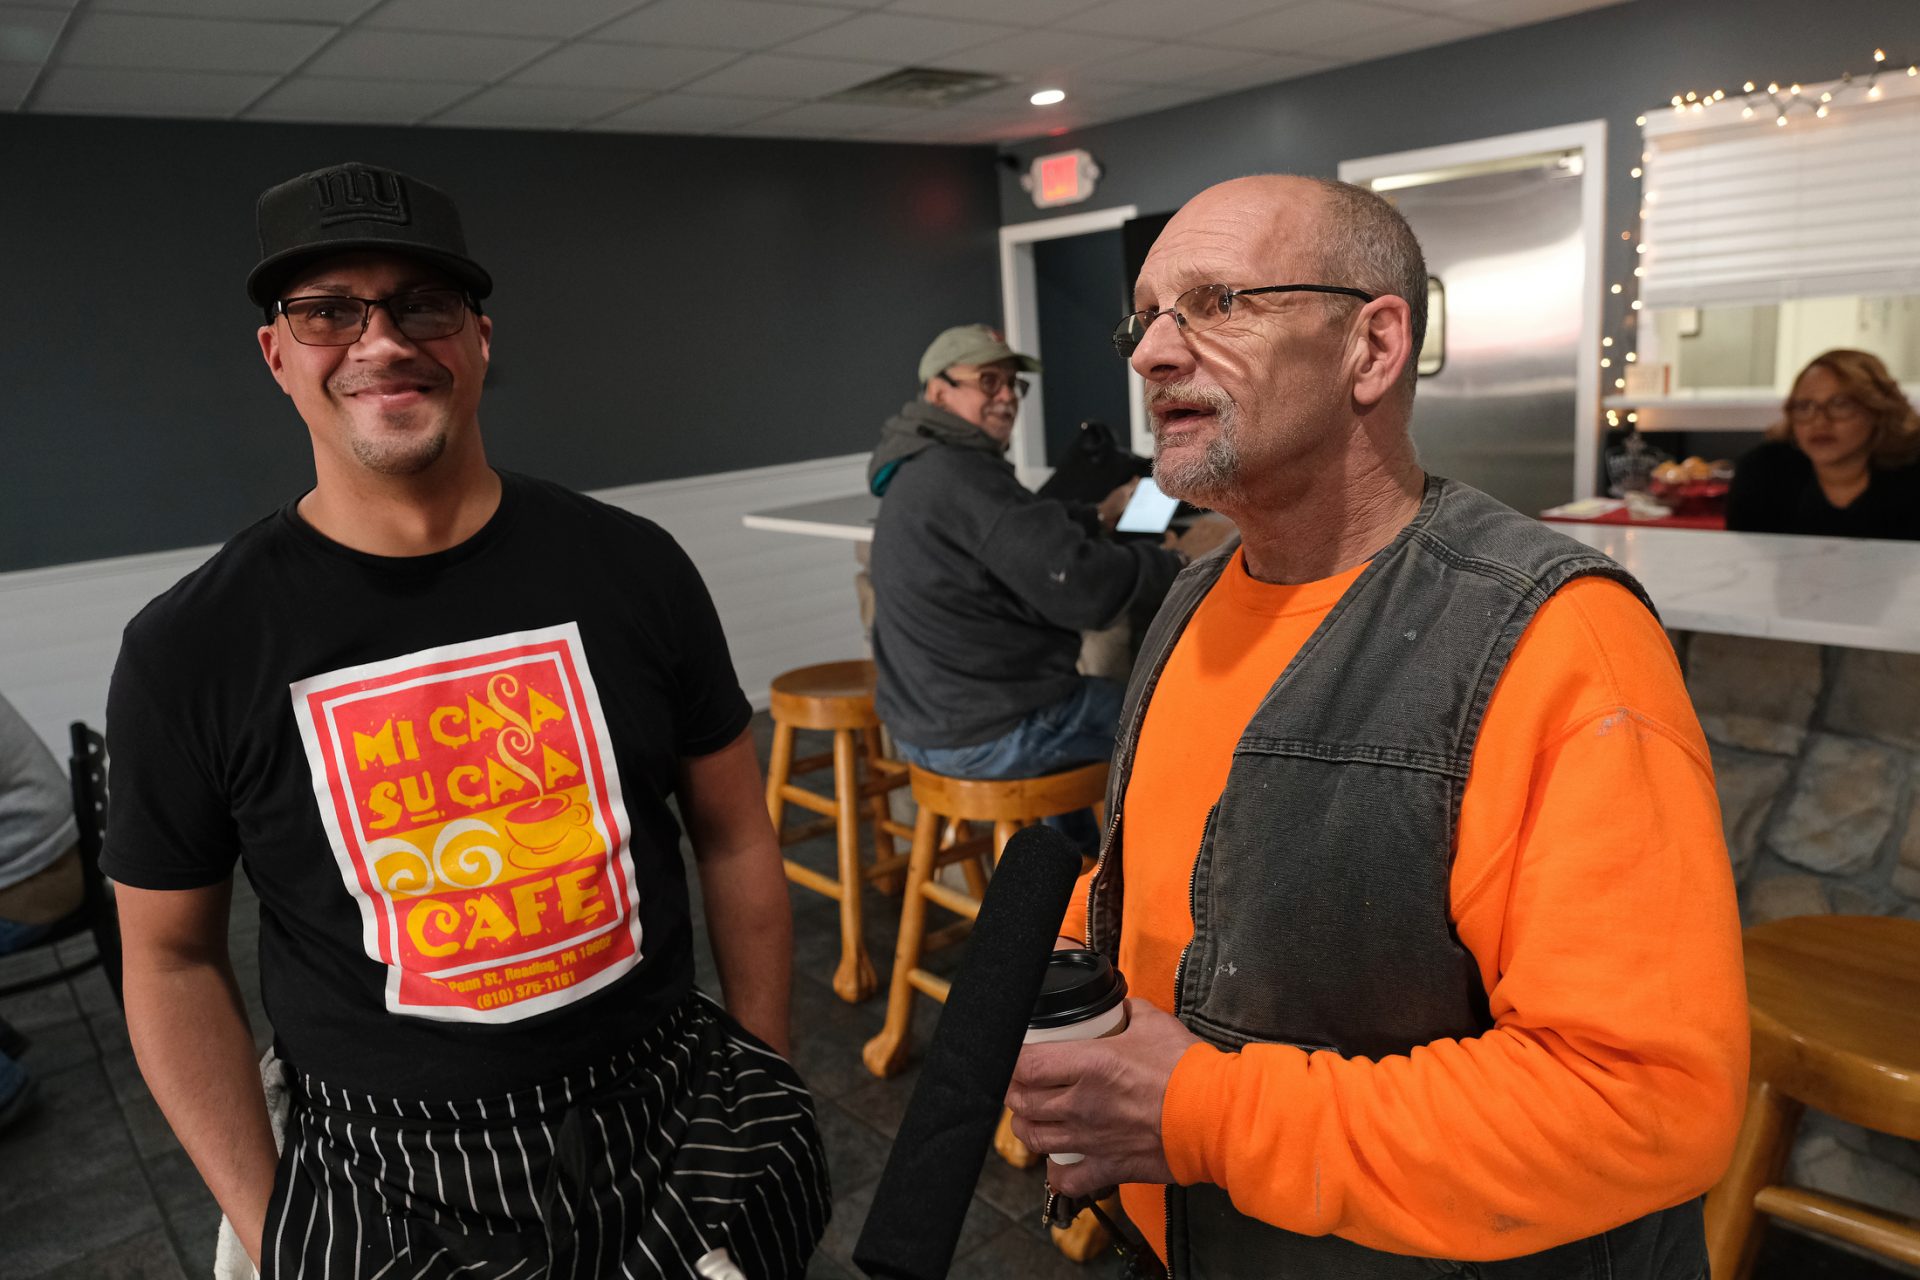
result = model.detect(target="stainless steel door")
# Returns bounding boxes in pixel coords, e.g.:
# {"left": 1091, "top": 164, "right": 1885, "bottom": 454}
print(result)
{"left": 1384, "top": 159, "right": 1585, "bottom": 516}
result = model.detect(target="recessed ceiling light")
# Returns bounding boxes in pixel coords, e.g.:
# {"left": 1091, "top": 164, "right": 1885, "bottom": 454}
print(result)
{"left": 1030, "top": 88, "right": 1066, "bottom": 106}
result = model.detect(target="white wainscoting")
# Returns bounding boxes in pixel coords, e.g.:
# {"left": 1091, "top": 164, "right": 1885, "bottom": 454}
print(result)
{"left": 0, "top": 454, "right": 870, "bottom": 754}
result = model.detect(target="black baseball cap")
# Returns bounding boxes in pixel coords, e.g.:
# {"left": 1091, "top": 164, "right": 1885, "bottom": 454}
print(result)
{"left": 246, "top": 161, "right": 493, "bottom": 307}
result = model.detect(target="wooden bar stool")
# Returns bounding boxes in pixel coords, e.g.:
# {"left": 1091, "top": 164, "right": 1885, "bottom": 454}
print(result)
{"left": 1703, "top": 914, "right": 1920, "bottom": 1279}
{"left": 860, "top": 760, "right": 1113, "bottom": 1261}
{"left": 860, "top": 760, "right": 1108, "bottom": 1080}
{"left": 765, "top": 660, "right": 913, "bottom": 1003}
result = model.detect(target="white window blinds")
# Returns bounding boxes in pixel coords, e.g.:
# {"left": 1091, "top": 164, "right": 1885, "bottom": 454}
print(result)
{"left": 1640, "top": 83, "right": 1920, "bottom": 309}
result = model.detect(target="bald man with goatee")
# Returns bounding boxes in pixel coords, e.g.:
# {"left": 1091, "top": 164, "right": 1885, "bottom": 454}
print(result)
{"left": 1007, "top": 175, "right": 1746, "bottom": 1280}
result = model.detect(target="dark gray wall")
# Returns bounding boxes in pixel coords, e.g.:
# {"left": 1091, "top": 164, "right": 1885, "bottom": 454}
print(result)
{"left": 0, "top": 115, "right": 1000, "bottom": 572}
{"left": 999, "top": 0, "right": 1920, "bottom": 412}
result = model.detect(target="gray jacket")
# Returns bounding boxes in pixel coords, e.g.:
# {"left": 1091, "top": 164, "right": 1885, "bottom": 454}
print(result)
{"left": 0, "top": 693, "right": 77, "bottom": 892}
{"left": 1088, "top": 477, "right": 1709, "bottom": 1280}
{"left": 867, "top": 400, "right": 1180, "bottom": 748}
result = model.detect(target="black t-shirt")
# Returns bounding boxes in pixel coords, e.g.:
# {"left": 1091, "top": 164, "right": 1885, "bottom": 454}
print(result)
{"left": 101, "top": 472, "right": 751, "bottom": 1099}
{"left": 1725, "top": 440, "right": 1920, "bottom": 540}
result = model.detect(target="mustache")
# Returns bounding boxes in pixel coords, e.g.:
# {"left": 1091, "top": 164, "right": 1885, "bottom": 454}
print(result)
{"left": 1148, "top": 381, "right": 1234, "bottom": 423}
{"left": 330, "top": 362, "right": 452, "bottom": 396}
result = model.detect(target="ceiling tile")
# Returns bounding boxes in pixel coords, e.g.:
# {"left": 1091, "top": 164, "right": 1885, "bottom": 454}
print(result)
{"left": 930, "top": 28, "right": 1153, "bottom": 78}
{"left": 510, "top": 41, "right": 737, "bottom": 91}
{"left": 1100, "top": 82, "right": 1228, "bottom": 116}
{"left": 1448, "top": 0, "right": 1623, "bottom": 25}
{"left": 0, "top": 60, "right": 36, "bottom": 107}
{"left": 773, "top": 12, "right": 1014, "bottom": 65}
{"left": 587, "top": 91, "right": 780, "bottom": 131}
{"left": 245, "top": 74, "right": 475, "bottom": 122}
{"left": 303, "top": 28, "right": 553, "bottom": 82}
{"left": 1201, "top": 1, "right": 1416, "bottom": 53}
{"left": 888, "top": 0, "right": 1103, "bottom": 23}
{"left": 0, "top": 6, "right": 65, "bottom": 64}
{"left": 732, "top": 98, "right": 927, "bottom": 131}
{"left": 868, "top": 111, "right": 1046, "bottom": 144}
{"left": 427, "top": 82, "right": 640, "bottom": 127}
{"left": 94, "top": 0, "right": 370, "bottom": 17}
{"left": 1080, "top": 41, "right": 1267, "bottom": 86}
{"left": 675, "top": 51, "right": 881, "bottom": 99}
{"left": 595, "top": 0, "right": 850, "bottom": 52}
{"left": 1193, "top": 50, "right": 1331, "bottom": 92}
{"left": 58, "top": 12, "right": 334, "bottom": 73}
{"left": 365, "top": 0, "right": 646, "bottom": 38}
{"left": 1307, "top": 12, "right": 1488, "bottom": 60}
{"left": 945, "top": 78, "right": 1141, "bottom": 115}
{"left": 32, "top": 64, "right": 275, "bottom": 113}
{"left": 1056, "top": 0, "right": 1283, "bottom": 39}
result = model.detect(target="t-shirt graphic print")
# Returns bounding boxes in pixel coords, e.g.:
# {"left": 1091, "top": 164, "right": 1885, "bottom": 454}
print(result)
{"left": 291, "top": 621, "right": 639, "bottom": 1023}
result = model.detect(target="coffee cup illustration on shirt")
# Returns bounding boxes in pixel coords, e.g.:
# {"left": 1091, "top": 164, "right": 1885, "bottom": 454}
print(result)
{"left": 504, "top": 793, "right": 595, "bottom": 868}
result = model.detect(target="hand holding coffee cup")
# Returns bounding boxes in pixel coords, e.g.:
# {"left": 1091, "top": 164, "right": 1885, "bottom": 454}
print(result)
{"left": 1025, "top": 949, "right": 1129, "bottom": 1165}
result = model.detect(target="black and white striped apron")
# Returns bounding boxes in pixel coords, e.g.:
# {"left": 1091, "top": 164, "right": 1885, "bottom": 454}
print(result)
{"left": 261, "top": 992, "right": 830, "bottom": 1280}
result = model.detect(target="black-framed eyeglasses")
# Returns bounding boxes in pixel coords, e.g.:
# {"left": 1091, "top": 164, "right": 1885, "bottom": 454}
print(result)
{"left": 272, "top": 288, "right": 479, "bottom": 347}
{"left": 940, "top": 369, "right": 1031, "bottom": 399}
{"left": 1786, "top": 394, "right": 1867, "bottom": 425}
{"left": 1112, "top": 282, "right": 1377, "bottom": 357}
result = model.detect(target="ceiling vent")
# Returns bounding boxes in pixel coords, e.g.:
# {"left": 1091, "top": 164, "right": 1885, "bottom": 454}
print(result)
{"left": 824, "top": 66, "right": 1008, "bottom": 109}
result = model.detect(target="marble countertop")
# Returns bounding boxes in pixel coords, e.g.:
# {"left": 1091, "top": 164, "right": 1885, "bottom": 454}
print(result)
{"left": 742, "top": 496, "right": 1920, "bottom": 655}
{"left": 1556, "top": 524, "right": 1920, "bottom": 654}
{"left": 742, "top": 493, "right": 878, "bottom": 543}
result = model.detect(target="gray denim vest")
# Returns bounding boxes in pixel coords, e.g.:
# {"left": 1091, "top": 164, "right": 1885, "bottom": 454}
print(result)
{"left": 1086, "top": 478, "right": 1708, "bottom": 1280}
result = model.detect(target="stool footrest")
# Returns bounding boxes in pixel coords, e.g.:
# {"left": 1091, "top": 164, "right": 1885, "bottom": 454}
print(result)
{"left": 783, "top": 862, "right": 844, "bottom": 900}
{"left": 788, "top": 749, "right": 837, "bottom": 776}
{"left": 863, "top": 854, "right": 912, "bottom": 882}
{"left": 923, "top": 919, "right": 972, "bottom": 952}
{"left": 775, "top": 816, "right": 838, "bottom": 846}
{"left": 1753, "top": 1186, "right": 1920, "bottom": 1268}
{"left": 778, "top": 786, "right": 841, "bottom": 820}
{"left": 921, "top": 880, "right": 983, "bottom": 922}
{"left": 906, "top": 969, "right": 951, "bottom": 1004}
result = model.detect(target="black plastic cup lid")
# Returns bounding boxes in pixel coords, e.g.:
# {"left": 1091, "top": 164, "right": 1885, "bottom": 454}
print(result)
{"left": 1029, "top": 949, "right": 1127, "bottom": 1030}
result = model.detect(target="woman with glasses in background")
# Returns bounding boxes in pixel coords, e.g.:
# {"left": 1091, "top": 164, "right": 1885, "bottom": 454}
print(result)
{"left": 1726, "top": 348, "right": 1920, "bottom": 539}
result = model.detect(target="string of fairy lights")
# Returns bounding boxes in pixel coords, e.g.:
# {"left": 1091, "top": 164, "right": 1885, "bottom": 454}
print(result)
{"left": 1600, "top": 47, "right": 1911, "bottom": 436}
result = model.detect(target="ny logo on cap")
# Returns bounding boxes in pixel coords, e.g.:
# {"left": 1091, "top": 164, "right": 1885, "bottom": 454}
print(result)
{"left": 311, "top": 167, "right": 411, "bottom": 228}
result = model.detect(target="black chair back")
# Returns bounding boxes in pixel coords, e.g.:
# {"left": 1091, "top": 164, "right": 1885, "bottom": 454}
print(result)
{"left": 0, "top": 721, "right": 122, "bottom": 1004}
{"left": 69, "top": 722, "right": 123, "bottom": 1005}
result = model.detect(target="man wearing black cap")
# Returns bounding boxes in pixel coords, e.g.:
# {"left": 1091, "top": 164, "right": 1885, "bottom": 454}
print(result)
{"left": 102, "top": 163, "right": 827, "bottom": 1278}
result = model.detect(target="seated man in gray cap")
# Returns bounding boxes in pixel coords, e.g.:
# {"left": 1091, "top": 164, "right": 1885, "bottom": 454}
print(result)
{"left": 102, "top": 161, "right": 826, "bottom": 1279}
{"left": 867, "top": 325, "right": 1221, "bottom": 828}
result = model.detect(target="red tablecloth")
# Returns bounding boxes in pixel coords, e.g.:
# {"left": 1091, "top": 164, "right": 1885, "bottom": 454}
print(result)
{"left": 1541, "top": 509, "right": 1726, "bottom": 531}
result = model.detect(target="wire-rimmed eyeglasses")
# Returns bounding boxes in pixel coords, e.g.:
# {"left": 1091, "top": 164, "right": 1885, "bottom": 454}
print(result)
{"left": 1112, "top": 282, "right": 1377, "bottom": 357}
{"left": 940, "top": 369, "right": 1031, "bottom": 399}
{"left": 272, "top": 288, "right": 479, "bottom": 347}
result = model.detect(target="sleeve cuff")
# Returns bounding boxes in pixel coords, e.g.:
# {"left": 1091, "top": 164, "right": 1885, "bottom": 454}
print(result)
{"left": 1162, "top": 1040, "right": 1235, "bottom": 1186}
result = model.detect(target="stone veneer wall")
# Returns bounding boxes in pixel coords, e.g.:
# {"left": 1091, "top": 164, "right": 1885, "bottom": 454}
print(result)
{"left": 1678, "top": 631, "right": 1920, "bottom": 1230}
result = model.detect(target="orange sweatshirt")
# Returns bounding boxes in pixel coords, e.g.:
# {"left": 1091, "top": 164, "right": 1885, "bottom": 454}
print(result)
{"left": 1063, "top": 550, "right": 1748, "bottom": 1264}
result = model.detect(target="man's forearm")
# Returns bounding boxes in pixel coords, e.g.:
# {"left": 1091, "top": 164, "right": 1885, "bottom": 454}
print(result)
{"left": 695, "top": 839, "right": 793, "bottom": 1055}
{"left": 126, "top": 958, "right": 280, "bottom": 1267}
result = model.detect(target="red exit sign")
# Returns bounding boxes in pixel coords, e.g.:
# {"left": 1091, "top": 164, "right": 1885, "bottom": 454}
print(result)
{"left": 1027, "top": 149, "right": 1100, "bottom": 208}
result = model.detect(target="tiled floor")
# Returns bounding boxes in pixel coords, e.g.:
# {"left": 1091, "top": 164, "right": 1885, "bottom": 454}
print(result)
{"left": 0, "top": 713, "right": 1908, "bottom": 1279}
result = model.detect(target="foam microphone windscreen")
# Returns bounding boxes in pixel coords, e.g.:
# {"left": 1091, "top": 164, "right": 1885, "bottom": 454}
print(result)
{"left": 852, "top": 824, "right": 1085, "bottom": 1280}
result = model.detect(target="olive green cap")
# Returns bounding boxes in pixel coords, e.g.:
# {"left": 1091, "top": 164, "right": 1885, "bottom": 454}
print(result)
{"left": 917, "top": 324, "right": 1041, "bottom": 384}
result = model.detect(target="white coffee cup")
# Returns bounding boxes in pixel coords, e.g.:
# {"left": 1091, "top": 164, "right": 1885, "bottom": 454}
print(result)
{"left": 1026, "top": 949, "right": 1129, "bottom": 1165}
